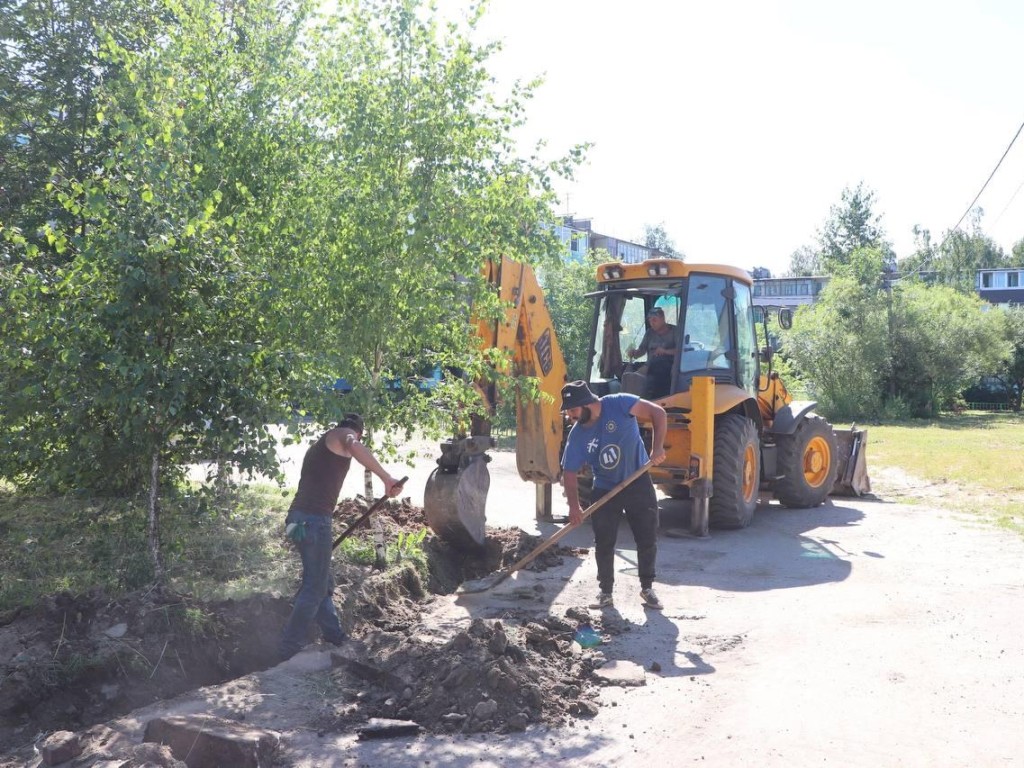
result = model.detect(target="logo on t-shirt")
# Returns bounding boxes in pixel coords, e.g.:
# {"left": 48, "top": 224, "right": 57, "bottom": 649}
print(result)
{"left": 599, "top": 444, "right": 621, "bottom": 470}
{"left": 605, "top": 420, "right": 617, "bottom": 433}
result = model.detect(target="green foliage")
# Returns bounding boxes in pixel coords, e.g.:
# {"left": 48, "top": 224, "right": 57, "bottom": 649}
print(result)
{"left": 641, "top": 222, "right": 684, "bottom": 259}
{"left": 0, "top": 482, "right": 293, "bottom": 611}
{"left": 782, "top": 276, "right": 890, "bottom": 420}
{"left": 0, "top": 0, "right": 160, "bottom": 264}
{"left": 1012, "top": 238, "right": 1024, "bottom": 266}
{"left": 1, "top": 0, "right": 581, "bottom": 573}
{"left": 785, "top": 245, "right": 820, "bottom": 277}
{"left": 394, "top": 527, "right": 428, "bottom": 572}
{"left": 782, "top": 274, "right": 1011, "bottom": 420}
{"left": 993, "top": 306, "right": 1024, "bottom": 411}
{"left": 817, "top": 182, "right": 894, "bottom": 278}
{"left": 901, "top": 214, "right": 1008, "bottom": 292}
{"left": 886, "top": 283, "right": 1010, "bottom": 416}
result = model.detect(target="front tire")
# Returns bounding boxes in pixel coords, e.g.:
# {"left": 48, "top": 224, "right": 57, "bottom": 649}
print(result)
{"left": 773, "top": 415, "right": 839, "bottom": 508}
{"left": 709, "top": 414, "right": 761, "bottom": 529}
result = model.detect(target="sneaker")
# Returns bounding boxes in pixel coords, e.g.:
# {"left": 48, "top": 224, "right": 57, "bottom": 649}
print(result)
{"left": 640, "top": 588, "right": 663, "bottom": 610}
{"left": 589, "top": 591, "right": 614, "bottom": 609}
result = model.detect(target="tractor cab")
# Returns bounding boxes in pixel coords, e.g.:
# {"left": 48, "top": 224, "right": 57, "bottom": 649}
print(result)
{"left": 586, "top": 260, "right": 759, "bottom": 403}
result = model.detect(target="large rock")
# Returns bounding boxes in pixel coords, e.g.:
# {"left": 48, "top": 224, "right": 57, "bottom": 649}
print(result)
{"left": 142, "top": 714, "right": 279, "bottom": 768}
{"left": 38, "top": 730, "right": 82, "bottom": 766}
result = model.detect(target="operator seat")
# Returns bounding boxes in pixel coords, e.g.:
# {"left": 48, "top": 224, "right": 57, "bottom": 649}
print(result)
{"left": 621, "top": 371, "right": 647, "bottom": 396}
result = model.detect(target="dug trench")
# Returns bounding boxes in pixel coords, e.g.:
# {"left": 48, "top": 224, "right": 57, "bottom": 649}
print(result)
{"left": 0, "top": 497, "right": 609, "bottom": 765}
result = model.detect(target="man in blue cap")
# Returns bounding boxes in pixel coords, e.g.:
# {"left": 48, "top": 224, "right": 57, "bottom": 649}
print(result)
{"left": 559, "top": 381, "right": 667, "bottom": 610}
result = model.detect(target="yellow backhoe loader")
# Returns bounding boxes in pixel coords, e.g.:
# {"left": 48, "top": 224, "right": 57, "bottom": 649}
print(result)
{"left": 424, "top": 256, "right": 869, "bottom": 548}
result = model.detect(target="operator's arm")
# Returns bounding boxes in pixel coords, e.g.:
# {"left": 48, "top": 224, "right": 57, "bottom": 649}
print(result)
{"left": 326, "top": 428, "right": 404, "bottom": 497}
{"left": 630, "top": 399, "right": 668, "bottom": 466}
{"left": 635, "top": 332, "right": 650, "bottom": 358}
{"left": 651, "top": 326, "right": 678, "bottom": 358}
{"left": 561, "top": 470, "right": 585, "bottom": 527}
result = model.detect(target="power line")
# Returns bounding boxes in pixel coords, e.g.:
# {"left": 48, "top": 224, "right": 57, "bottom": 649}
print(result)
{"left": 943, "top": 115, "right": 1024, "bottom": 243}
{"left": 992, "top": 175, "right": 1024, "bottom": 229}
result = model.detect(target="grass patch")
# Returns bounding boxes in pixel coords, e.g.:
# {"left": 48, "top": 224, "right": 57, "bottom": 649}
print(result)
{"left": 336, "top": 525, "right": 431, "bottom": 584}
{"left": 852, "top": 411, "right": 1024, "bottom": 535}
{"left": 0, "top": 482, "right": 296, "bottom": 612}
{"left": 861, "top": 411, "right": 1024, "bottom": 494}
{"left": 0, "top": 478, "right": 434, "bottom": 613}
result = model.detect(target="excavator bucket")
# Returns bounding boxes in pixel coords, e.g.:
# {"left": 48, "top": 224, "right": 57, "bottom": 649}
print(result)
{"left": 423, "top": 455, "right": 490, "bottom": 549}
{"left": 830, "top": 426, "right": 870, "bottom": 496}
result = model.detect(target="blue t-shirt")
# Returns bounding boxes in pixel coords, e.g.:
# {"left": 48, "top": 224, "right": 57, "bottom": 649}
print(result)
{"left": 561, "top": 393, "right": 649, "bottom": 490}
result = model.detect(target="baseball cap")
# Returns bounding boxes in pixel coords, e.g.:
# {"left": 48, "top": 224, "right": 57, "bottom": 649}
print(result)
{"left": 647, "top": 307, "right": 665, "bottom": 318}
{"left": 560, "top": 380, "right": 599, "bottom": 411}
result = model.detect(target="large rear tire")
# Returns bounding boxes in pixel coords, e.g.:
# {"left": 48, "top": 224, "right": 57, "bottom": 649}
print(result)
{"left": 709, "top": 414, "right": 761, "bottom": 529}
{"left": 773, "top": 415, "right": 839, "bottom": 508}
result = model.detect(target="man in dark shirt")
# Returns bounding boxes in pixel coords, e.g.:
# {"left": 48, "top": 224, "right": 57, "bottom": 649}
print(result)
{"left": 627, "top": 307, "right": 678, "bottom": 399}
{"left": 279, "top": 413, "right": 404, "bottom": 659}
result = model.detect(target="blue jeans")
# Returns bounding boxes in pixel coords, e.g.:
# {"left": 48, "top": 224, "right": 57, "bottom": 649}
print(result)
{"left": 279, "top": 511, "right": 346, "bottom": 658}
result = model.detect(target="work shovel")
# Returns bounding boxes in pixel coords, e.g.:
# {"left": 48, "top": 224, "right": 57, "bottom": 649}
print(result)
{"left": 332, "top": 476, "right": 409, "bottom": 552}
{"left": 459, "top": 462, "right": 652, "bottom": 594}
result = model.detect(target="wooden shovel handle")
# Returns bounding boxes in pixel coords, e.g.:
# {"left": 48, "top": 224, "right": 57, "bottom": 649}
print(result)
{"left": 502, "top": 462, "right": 653, "bottom": 577}
{"left": 331, "top": 476, "right": 408, "bottom": 551}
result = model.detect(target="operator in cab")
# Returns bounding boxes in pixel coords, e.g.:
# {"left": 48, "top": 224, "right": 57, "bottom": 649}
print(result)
{"left": 626, "top": 306, "right": 677, "bottom": 399}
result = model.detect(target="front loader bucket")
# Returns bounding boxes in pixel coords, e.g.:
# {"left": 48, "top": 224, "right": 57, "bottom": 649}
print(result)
{"left": 830, "top": 427, "right": 870, "bottom": 496}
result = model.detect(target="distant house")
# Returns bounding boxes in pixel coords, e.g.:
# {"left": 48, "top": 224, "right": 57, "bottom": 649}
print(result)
{"left": 553, "top": 217, "right": 591, "bottom": 263}
{"left": 752, "top": 276, "right": 829, "bottom": 308}
{"left": 977, "top": 268, "right": 1024, "bottom": 306}
{"left": 557, "top": 217, "right": 668, "bottom": 264}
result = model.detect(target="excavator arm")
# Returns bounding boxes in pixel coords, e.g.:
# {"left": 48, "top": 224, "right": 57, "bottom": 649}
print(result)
{"left": 423, "top": 256, "right": 569, "bottom": 548}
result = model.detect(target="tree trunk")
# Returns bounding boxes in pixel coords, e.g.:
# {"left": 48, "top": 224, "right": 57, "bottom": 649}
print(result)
{"left": 363, "top": 430, "right": 387, "bottom": 569}
{"left": 148, "top": 450, "right": 165, "bottom": 584}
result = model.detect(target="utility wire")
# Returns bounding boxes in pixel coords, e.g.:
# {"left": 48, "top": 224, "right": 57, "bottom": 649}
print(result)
{"left": 992, "top": 175, "right": 1024, "bottom": 228}
{"left": 943, "top": 116, "right": 1024, "bottom": 243}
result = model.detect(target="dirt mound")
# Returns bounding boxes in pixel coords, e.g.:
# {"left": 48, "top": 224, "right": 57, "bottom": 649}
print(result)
{"left": 334, "top": 495, "right": 426, "bottom": 533}
{"left": 425, "top": 526, "right": 574, "bottom": 593}
{"left": 316, "top": 612, "right": 604, "bottom": 735}
{"left": 0, "top": 499, "right": 594, "bottom": 762}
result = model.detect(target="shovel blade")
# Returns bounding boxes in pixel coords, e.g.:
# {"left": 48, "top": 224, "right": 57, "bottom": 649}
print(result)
{"left": 457, "top": 570, "right": 510, "bottom": 595}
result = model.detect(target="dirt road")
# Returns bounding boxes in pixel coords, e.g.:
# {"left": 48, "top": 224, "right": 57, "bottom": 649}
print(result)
{"left": 53, "top": 451, "right": 1024, "bottom": 767}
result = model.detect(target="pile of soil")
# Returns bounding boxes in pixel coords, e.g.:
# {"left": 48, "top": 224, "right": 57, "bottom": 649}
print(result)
{"left": 335, "top": 495, "right": 574, "bottom": 594}
{"left": 315, "top": 611, "right": 605, "bottom": 736}
{"left": 0, "top": 498, "right": 595, "bottom": 764}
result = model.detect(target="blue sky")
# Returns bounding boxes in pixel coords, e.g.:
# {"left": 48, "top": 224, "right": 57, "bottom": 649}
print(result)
{"left": 448, "top": 0, "right": 1024, "bottom": 275}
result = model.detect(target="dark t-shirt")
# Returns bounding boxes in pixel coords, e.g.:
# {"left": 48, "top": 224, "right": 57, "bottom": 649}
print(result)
{"left": 637, "top": 323, "right": 678, "bottom": 358}
{"left": 288, "top": 433, "right": 352, "bottom": 516}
